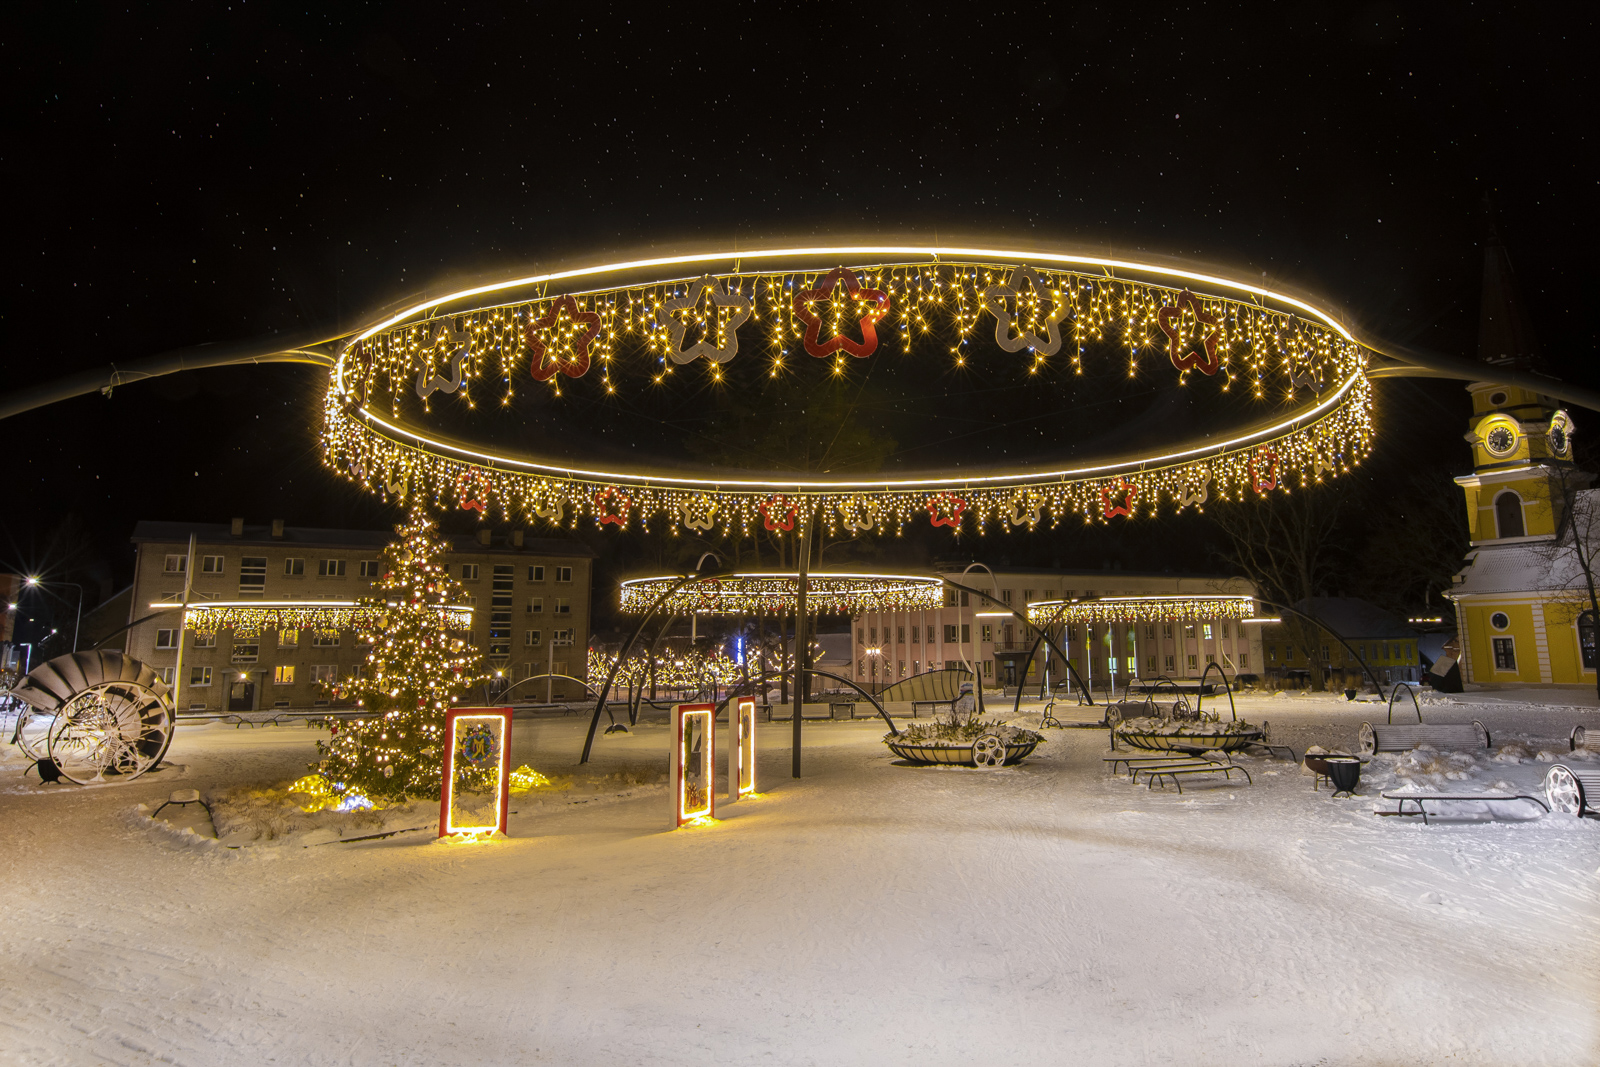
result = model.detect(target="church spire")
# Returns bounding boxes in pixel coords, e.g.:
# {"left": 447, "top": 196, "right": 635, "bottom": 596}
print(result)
{"left": 1478, "top": 197, "right": 1543, "bottom": 370}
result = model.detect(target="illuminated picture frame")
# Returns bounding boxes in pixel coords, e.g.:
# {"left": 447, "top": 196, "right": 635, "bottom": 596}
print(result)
{"left": 728, "top": 696, "right": 756, "bottom": 802}
{"left": 438, "top": 707, "right": 513, "bottom": 837}
{"left": 670, "top": 702, "right": 716, "bottom": 827}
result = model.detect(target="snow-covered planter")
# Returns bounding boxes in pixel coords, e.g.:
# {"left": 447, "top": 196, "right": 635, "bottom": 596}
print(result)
{"left": 884, "top": 721, "right": 1043, "bottom": 767}
{"left": 1111, "top": 716, "right": 1265, "bottom": 753}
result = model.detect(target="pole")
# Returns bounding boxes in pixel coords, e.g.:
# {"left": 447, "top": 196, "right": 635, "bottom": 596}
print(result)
{"left": 547, "top": 637, "right": 554, "bottom": 704}
{"left": 69, "top": 585, "right": 84, "bottom": 653}
{"left": 792, "top": 513, "right": 811, "bottom": 778}
{"left": 169, "top": 535, "right": 195, "bottom": 714}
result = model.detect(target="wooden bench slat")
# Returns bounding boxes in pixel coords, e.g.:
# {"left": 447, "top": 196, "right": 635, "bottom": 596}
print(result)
{"left": 1359, "top": 720, "right": 1490, "bottom": 755}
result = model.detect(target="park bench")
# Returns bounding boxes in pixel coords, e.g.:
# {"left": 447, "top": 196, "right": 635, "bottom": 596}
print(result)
{"left": 1379, "top": 791, "right": 1549, "bottom": 825}
{"left": 1544, "top": 764, "right": 1600, "bottom": 816}
{"left": 1358, "top": 720, "right": 1489, "bottom": 756}
{"left": 1571, "top": 725, "right": 1599, "bottom": 753}
{"left": 1103, "top": 752, "right": 1250, "bottom": 793}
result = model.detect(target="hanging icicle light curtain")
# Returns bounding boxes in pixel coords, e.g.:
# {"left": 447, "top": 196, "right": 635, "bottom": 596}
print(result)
{"left": 321, "top": 247, "right": 1373, "bottom": 534}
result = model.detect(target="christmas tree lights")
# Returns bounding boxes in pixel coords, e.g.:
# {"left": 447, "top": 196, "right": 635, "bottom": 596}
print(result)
{"left": 314, "top": 511, "right": 487, "bottom": 801}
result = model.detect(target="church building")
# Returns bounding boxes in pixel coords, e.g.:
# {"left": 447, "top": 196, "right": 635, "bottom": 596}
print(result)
{"left": 1447, "top": 225, "right": 1596, "bottom": 688}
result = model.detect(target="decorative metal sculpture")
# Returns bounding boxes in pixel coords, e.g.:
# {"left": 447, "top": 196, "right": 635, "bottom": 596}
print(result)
{"left": 7, "top": 651, "right": 174, "bottom": 785}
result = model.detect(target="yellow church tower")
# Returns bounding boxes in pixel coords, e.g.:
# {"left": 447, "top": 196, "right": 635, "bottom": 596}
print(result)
{"left": 1448, "top": 221, "right": 1594, "bottom": 687}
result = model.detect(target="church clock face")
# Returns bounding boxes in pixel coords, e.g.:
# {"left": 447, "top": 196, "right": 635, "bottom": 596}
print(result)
{"left": 1485, "top": 425, "right": 1517, "bottom": 457}
{"left": 1549, "top": 413, "right": 1572, "bottom": 456}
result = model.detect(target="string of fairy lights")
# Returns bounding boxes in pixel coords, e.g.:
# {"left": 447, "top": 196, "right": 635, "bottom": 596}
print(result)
{"left": 153, "top": 600, "right": 473, "bottom": 640}
{"left": 321, "top": 256, "right": 1375, "bottom": 535}
{"left": 617, "top": 573, "right": 945, "bottom": 616}
{"left": 1025, "top": 595, "right": 1257, "bottom": 627}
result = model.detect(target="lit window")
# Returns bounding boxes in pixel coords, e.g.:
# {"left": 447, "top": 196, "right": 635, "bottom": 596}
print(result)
{"left": 189, "top": 666, "right": 212, "bottom": 687}
{"left": 278, "top": 629, "right": 299, "bottom": 648}
{"left": 312, "top": 665, "right": 337, "bottom": 685}
{"left": 526, "top": 630, "right": 541, "bottom": 647}
{"left": 311, "top": 632, "right": 340, "bottom": 647}
{"left": 192, "top": 632, "right": 216, "bottom": 649}
{"left": 231, "top": 644, "right": 258, "bottom": 663}
{"left": 1202, "top": 623, "right": 1213, "bottom": 640}
{"left": 274, "top": 665, "right": 295, "bottom": 685}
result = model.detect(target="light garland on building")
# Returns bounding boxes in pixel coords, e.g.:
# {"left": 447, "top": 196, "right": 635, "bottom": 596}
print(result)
{"left": 151, "top": 599, "right": 473, "bottom": 639}
{"left": 617, "top": 572, "right": 945, "bottom": 616}
{"left": 1026, "top": 595, "right": 1257, "bottom": 627}
{"left": 320, "top": 249, "right": 1375, "bottom": 534}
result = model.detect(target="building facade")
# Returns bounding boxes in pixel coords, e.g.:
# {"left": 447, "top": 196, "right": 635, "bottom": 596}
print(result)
{"left": 850, "top": 568, "right": 1261, "bottom": 693}
{"left": 1448, "top": 383, "right": 1595, "bottom": 687}
{"left": 126, "top": 520, "right": 594, "bottom": 711}
{"left": 1259, "top": 598, "right": 1422, "bottom": 687}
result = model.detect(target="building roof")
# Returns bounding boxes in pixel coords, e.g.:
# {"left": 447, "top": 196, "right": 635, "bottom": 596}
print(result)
{"left": 1452, "top": 487, "right": 1600, "bottom": 599}
{"left": 1291, "top": 598, "right": 1417, "bottom": 639}
{"left": 129, "top": 521, "right": 596, "bottom": 558}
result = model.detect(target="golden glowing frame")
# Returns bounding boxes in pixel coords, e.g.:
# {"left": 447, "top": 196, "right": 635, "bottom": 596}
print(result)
{"left": 1026, "top": 595, "right": 1257, "bottom": 627}
{"left": 439, "top": 707, "right": 513, "bottom": 838}
{"left": 321, "top": 246, "right": 1374, "bottom": 534}
{"left": 618, "top": 572, "right": 945, "bottom": 616}
{"left": 671, "top": 702, "right": 715, "bottom": 827}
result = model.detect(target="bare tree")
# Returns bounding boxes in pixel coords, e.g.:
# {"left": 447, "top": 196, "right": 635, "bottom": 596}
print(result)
{"left": 1535, "top": 466, "right": 1600, "bottom": 699}
{"left": 1210, "top": 488, "right": 1347, "bottom": 691}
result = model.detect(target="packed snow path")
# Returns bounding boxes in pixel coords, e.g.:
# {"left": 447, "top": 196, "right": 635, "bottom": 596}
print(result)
{"left": 2, "top": 695, "right": 1597, "bottom": 1066}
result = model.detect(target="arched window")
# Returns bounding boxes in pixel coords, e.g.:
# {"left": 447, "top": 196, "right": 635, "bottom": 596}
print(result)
{"left": 1495, "top": 491, "right": 1525, "bottom": 539}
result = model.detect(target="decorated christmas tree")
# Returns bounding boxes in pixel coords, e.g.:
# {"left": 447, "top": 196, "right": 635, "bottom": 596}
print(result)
{"left": 315, "top": 510, "right": 486, "bottom": 801}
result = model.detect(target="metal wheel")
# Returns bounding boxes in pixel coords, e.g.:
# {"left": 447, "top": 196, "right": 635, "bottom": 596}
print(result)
{"left": 11, "top": 704, "right": 54, "bottom": 763}
{"left": 1357, "top": 722, "right": 1377, "bottom": 756}
{"left": 1544, "top": 765, "right": 1585, "bottom": 815}
{"left": 972, "top": 734, "right": 1007, "bottom": 768}
{"left": 46, "top": 681, "right": 172, "bottom": 785}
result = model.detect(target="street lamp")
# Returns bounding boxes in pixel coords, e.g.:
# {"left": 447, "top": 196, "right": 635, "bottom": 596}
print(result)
{"left": 865, "top": 645, "right": 882, "bottom": 692}
{"left": 25, "top": 576, "right": 85, "bottom": 653}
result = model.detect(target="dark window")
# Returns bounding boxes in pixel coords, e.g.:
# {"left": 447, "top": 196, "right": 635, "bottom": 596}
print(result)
{"left": 1495, "top": 493, "right": 1525, "bottom": 538}
{"left": 1580, "top": 612, "right": 1598, "bottom": 670}
{"left": 1492, "top": 637, "right": 1516, "bottom": 671}
{"left": 239, "top": 557, "right": 267, "bottom": 594}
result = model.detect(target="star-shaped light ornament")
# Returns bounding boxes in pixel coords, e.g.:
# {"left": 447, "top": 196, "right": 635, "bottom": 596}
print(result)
{"left": 1100, "top": 479, "right": 1139, "bottom": 519}
{"left": 982, "top": 266, "right": 1069, "bottom": 358}
{"left": 416, "top": 317, "right": 470, "bottom": 399}
{"left": 528, "top": 296, "right": 602, "bottom": 383}
{"left": 926, "top": 493, "right": 966, "bottom": 529}
{"left": 661, "top": 276, "right": 752, "bottom": 366}
{"left": 792, "top": 268, "right": 891, "bottom": 359}
{"left": 1249, "top": 448, "right": 1279, "bottom": 494}
{"left": 1156, "top": 290, "right": 1224, "bottom": 376}
{"left": 679, "top": 496, "right": 718, "bottom": 532}
{"left": 594, "top": 487, "right": 632, "bottom": 527}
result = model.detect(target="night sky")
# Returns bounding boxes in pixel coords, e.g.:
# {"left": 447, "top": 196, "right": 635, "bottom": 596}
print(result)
{"left": 5, "top": 3, "right": 1596, "bottom": 638}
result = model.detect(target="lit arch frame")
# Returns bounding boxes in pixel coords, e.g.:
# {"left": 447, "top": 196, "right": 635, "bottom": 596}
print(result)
{"left": 321, "top": 247, "right": 1375, "bottom": 533}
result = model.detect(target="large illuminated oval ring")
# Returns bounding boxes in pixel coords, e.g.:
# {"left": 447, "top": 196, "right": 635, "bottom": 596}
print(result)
{"left": 620, "top": 572, "right": 945, "bottom": 616}
{"left": 322, "top": 246, "right": 1374, "bottom": 534}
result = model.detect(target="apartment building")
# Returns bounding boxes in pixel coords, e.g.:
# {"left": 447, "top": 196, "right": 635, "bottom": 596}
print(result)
{"left": 126, "top": 519, "right": 595, "bottom": 712}
{"left": 851, "top": 567, "right": 1262, "bottom": 693}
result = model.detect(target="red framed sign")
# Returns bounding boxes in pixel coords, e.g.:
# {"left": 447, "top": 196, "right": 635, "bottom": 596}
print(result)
{"left": 438, "top": 707, "right": 513, "bottom": 837}
{"left": 728, "top": 696, "right": 756, "bottom": 802}
{"left": 670, "top": 702, "right": 716, "bottom": 827}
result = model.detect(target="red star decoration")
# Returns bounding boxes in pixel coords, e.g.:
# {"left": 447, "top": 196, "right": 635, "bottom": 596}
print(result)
{"left": 760, "top": 495, "right": 797, "bottom": 532}
{"left": 1100, "top": 479, "right": 1138, "bottom": 519}
{"left": 594, "top": 487, "right": 632, "bottom": 526}
{"left": 527, "top": 296, "right": 601, "bottom": 381}
{"left": 792, "top": 268, "right": 891, "bottom": 359}
{"left": 1249, "top": 448, "right": 1279, "bottom": 494}
{"left": 1157, "top": 290, "right": 1223, "bottom": 375}
{"left": 926, "top": 492, "right": 966, "bottom": 529}
{"left": 456, "top": 472, "right": 488, "bottom": 514}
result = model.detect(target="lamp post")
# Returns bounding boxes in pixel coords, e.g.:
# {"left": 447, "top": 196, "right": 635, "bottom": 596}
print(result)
{"left": 866, "top": 646, "right": 881, "bottom": 693}
{"left": 25, "top": 577, "right": 85, "bottom": 653}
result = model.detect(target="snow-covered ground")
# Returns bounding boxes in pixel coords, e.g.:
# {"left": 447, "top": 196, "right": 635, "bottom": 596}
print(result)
{"left": 3, "top": 694, "right": 1598, "bottom": 1066}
